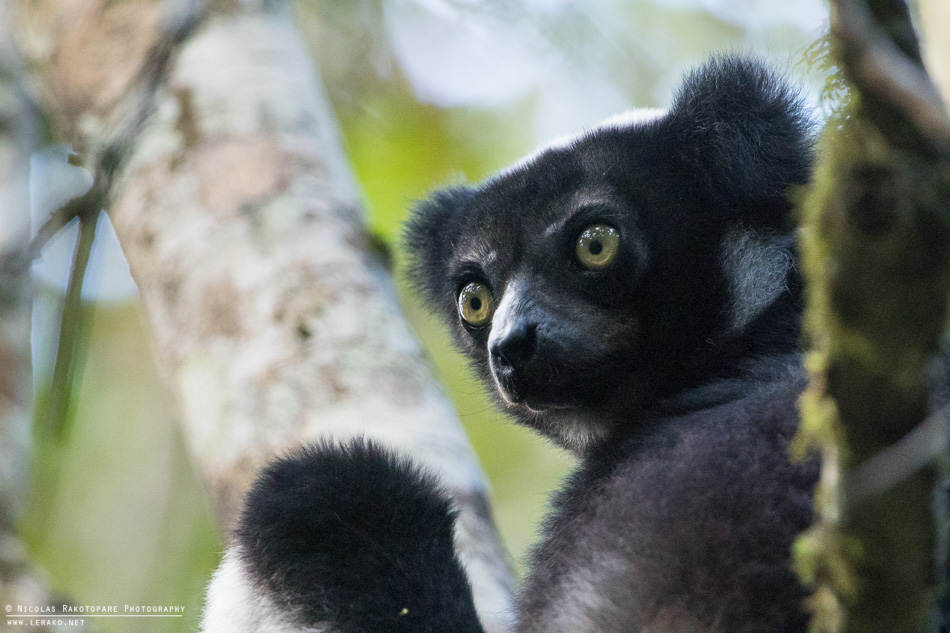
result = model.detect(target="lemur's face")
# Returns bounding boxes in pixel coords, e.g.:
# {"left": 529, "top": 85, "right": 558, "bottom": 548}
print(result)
{"left": 406, "top": 60, "right": 811, "bottom": 451}
{"left": 432, "top": 127, "right": 664, "bottom": 447}
{"left": 408, "top": 119, "right": 733, "bottom": 449}
{"left": 453, "top": 171, "right": 645, "bottom": 416}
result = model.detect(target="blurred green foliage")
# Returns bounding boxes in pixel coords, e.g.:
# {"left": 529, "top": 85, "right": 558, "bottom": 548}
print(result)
{"left": 26, "top": 294, "right": 220, "bottom": 633}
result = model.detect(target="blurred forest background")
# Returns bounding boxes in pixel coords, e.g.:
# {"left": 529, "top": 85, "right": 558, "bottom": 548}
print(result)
{"left": 5, "top": 1, "right": 901, "bottom": 632}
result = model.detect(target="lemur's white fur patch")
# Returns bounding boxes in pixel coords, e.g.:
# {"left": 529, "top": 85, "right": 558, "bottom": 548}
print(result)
{"left": 544, "top": 408, "right": 611, "bottom": 454}
{"left": 495, "top": 108, "right": 667, "bottom": 179}
{"left": 487, "top": 276, "right": 526, "bottom": 403}
{"left": 200, "top": 548, "right": 332, "bottom": 633}
{"left": 720, "top": 228, "right": 794, "bottom": 333}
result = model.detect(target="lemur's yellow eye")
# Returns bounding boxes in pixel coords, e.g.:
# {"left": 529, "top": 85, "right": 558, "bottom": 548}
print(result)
{"left": 458, "top": 282, "right": 495, "bottom": 325}
{"left": 576, "top": 224, "right": 620, "bottom": 270}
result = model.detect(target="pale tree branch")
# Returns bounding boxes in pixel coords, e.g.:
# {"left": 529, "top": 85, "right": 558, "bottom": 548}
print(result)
{"left": 834, "top": 0, "right": 950, "bottom": 154}
{"left": 15, "top": 0, "right": 515, "bottom": 629}
{"left": 916, "top": 0, "right": 950, "bottom": 111}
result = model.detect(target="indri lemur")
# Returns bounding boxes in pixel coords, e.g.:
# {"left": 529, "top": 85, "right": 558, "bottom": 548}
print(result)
{"left": 201, "top": 56, "right": 819, "bottom": 633}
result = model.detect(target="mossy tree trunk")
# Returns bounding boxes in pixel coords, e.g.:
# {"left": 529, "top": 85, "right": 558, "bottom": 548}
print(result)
{"left": 794, "top": 1, "right": 950, "bottom": 632}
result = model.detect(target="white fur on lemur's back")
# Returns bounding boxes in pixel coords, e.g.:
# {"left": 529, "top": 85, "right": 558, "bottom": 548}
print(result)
{"left": 495, "top": 108, "right": 667, "bottom": 179}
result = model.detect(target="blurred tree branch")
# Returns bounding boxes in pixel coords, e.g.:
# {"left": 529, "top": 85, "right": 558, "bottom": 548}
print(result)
{"left": 13, "top": 0, "right": 514, "bottom": 629}
{"left": 835, "top": 0, "right": 950, "bottom": 152}
{"left": 794, "top": 1, "right": 950, "bottom": 632}
{"left": 35, "top": 204, "right": 96, "bottom": 443}
{"left": 0, "top": 4, "right": 33, "bottom": 539}
{"left": 915, "top": 0, "right": 950, "bottom": 111}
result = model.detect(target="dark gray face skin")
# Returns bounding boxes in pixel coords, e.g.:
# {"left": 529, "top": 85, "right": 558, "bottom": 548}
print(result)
{"left": 405, "top": 59, "right": 812, "bottom": 455}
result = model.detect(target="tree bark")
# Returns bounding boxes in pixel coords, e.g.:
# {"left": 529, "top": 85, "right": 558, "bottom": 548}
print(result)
{"left": 14, "top": 0, "right": 515, "bottom": 630}
{"left": 794, "top": 1, "right": 950, "bottom": 632}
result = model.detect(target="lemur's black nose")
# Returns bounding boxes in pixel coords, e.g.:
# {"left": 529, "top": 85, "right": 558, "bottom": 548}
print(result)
{"left": 490, "top": 322, "right": 538, "bottom": 372}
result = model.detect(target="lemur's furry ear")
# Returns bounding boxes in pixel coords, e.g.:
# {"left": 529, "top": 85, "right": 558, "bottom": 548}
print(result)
{"left": 403, "top": 185, "right": 475, "bottom": 306}
{"left": 665, "top": 55, "right": 815, "bottom": 226}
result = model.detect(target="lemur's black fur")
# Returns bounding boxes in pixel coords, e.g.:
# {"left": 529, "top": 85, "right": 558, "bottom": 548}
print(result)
{"left": 233, "top": 56, "right": 820, "bottom": 632}
{"left": 239, "top": 440, "right": 482, "bottom": 633}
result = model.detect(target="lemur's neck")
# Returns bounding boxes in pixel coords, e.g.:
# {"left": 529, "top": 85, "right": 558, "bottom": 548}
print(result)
{"left": 582, "top": 289, "right": 804, "bottom": 452}
{"left": 656, "top": 352, "right": 804, "bottom": 416}
{"left": 563, "top": 350, "right": 805, "bottom": 460}
{"left": 655, "top": 301, "right": 804, "bottom": 417}
{"left": 545, "top": 347, "right": 804, "bottom": 458}
{"left": 659, "top": 232, "right": 805, "bottom": 413}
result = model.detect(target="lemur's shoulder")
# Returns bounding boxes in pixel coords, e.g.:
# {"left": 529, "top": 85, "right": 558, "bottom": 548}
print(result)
{"left": 521, "top": 372, "right": 816, "bottom": 633}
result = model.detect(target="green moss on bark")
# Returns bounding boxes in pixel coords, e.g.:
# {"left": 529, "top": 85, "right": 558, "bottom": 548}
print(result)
{"left": 795, "top": 89, "right": 950, "bottom": 633}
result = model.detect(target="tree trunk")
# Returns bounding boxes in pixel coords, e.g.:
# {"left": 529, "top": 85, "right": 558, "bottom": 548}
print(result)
{"left": 13, "top": 0, "right": 515, "bottom": 630}
{"left": 794, "top": 1, "right": 950, "bottom": 632}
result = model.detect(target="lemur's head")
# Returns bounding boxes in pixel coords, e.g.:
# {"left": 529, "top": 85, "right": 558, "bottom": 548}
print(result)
{"left": 405, "top": 56, "right": 813, "bottom": 453}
